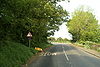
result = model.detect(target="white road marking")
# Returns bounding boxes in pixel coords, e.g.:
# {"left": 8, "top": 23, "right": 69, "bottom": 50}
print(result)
{"left": 62, "top": 45, "right": 69, "bottom": 61}
{"left": 62, "top": 45, "right": 73, "bottom": 67}
{"left": 64, "top": 50, "right": 69, "bottom": 61}
{"left": 52, "top": 53, "right": 57, "bottom": 55}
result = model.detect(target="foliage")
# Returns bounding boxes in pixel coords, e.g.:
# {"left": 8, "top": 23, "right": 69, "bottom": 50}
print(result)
{"left": 67, "top": 6, "right": 100, "bottom": 42}
{"left": 48, "top": 37, "right": 56, "bottom": 41}
{"left": 0, "top": 41, "right": 53, "bottom": 67}
{"left": 0, "top": 41, "right": 33, "bottom": 67}
{"left": 0, "top": 0, "right": 68, "bottom": 46}
{"left": 56, "top": 37, "right": 69, "bottom": 42}
{"left": 48, "top": 37, "right": 70, "bottom": 43}
{"left": 0, "top": 0, "right": 68, "bottom": 66}
{"left": 74, "top": 41, "right": 100, "bottom": 52}
{"left": 47, "top": 0, "right": 70, "bottom": 3}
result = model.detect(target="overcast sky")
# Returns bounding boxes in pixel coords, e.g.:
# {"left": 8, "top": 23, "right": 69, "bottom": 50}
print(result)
{"left": 52, "top": 0, "right": 100, "bottom": 39}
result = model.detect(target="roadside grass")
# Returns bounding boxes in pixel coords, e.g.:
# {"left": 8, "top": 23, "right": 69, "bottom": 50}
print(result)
{"left": 73, "top": 41, "right": 100, "bottom": 52}
{"left": 0, "top": 41, "right": 53, "bottom": 67}
{"left": 0, "top": 41, "right": 33, "bottom": 67}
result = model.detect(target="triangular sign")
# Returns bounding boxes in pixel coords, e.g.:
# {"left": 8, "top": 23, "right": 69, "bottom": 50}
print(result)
{"left": 27, "top": 32, "right": 32, "bottom": 37}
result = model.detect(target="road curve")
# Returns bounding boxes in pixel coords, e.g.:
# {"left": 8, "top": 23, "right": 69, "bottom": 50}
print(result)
{"left": 28, "top": 43, "right": 100, "bottom": 67}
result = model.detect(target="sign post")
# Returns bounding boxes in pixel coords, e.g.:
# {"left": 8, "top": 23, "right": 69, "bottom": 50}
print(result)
{"left": 27, "top": 32, "right": 32, "bottom": 48}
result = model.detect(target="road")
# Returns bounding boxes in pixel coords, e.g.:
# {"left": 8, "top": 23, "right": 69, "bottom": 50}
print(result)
{"left": 28, "top": 43, "right": 100, "bottom": 67}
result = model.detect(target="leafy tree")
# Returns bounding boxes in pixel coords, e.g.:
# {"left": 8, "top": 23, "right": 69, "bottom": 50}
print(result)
{"left": 63, "top": 38, "right": 69, "bottom": 41}
{"left": 57, "top": 37, "right": 63, "bottom": 41}
{"left": 67, "top": 6, "right": 99, "bottom": 42}
{"left": 0, "top": 0, "right": 68, "bottom": 47}
{"left": 48, "top": 37, "right": 55, "bottom": 41}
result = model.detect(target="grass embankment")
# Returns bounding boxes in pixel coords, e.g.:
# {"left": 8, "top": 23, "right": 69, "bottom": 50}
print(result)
{"left": 0, "top": 41, "right": 34, "bottom": 67}
{"left": 73, "top": 41, "right": 100, "bottom": 52}
{"left": 0, "top": 41, "right": 52, "bottom": 67}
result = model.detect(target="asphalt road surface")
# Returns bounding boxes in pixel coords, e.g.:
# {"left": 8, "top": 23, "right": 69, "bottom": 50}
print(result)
{"left": 28, "top": 43, "right": 100, "bottom": 67}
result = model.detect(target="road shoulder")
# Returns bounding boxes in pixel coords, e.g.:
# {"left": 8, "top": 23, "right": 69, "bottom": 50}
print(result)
{"left": 70, "top": 44, "right": 100, "bottom": 58}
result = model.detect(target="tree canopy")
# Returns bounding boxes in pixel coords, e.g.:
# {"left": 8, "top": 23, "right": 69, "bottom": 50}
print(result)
{"left": 0, "top": 0, "right": 68, "bottom": 47}
{"left": 67, "top": 7, "right": 100, "bottom": 43}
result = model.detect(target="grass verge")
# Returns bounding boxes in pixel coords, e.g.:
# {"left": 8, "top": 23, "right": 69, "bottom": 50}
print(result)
{"left": 0, "top": 41, "right": 53, "bottom": 67}
{"left": 0, "top": 41, "right": 33, "bottom": 67}
{"left": 73, "top": 41, "right": 100, "bottom": 52}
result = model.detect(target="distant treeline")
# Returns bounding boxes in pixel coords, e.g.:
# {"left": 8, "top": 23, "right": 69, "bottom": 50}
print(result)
{"left": 48, "top": 37, "right": 70, "bottom": 42}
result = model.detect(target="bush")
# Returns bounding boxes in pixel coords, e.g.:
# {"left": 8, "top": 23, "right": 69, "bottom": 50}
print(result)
{"left": 30, "top": 48, "right": 38, "bottom": 54}
{"left": 97, "top": 47, "right": 100, "bottom": 52}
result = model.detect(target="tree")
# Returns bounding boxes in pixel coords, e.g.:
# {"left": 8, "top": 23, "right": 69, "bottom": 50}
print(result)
{"left": 57, "top": 37, "right": 63, "bottom": 41}
{"left": 0, "top": 0, "right": 68, "bottom": 47}
{"left": 67, "top": 6, "right": 99, "bottom": 42}
{"left": 63, "top": 38, "right": 69, "bottom": 41}
{"left": 48, "top": 37, "right": 55, "bottom": 41}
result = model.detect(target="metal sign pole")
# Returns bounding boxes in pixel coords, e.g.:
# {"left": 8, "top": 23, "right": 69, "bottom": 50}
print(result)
{"left": 29, "top": 39, "right": 31, "bottom": 48}
{"left": 27, "top": 32, "right": 32, "bottom": 48}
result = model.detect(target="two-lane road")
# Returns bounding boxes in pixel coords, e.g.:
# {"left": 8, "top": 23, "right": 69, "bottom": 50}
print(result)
{"left": 28, "top": 43, "right": 100, "bottom": 67}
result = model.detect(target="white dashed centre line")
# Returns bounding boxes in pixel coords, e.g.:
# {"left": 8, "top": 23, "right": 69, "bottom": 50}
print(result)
{"left": 62, "top": 45, "right": 69, "bottom": 61}
{"left": 62, "top": 45, "right": 73, "bottom": 67}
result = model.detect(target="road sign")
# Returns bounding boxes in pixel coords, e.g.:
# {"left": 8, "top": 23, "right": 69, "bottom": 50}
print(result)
{"left": 27, "top": 32, "right": 32, "bottom": 48}
{"left": 27, "top": 32, "right": 32, "bottom": 38}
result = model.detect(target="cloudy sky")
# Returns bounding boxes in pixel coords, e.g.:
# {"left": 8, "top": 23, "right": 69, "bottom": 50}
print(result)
{"left": 52, "top": 0, "right": 100, "bottom": 39}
